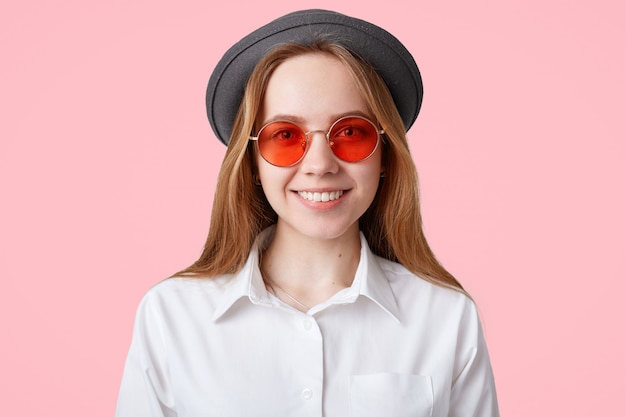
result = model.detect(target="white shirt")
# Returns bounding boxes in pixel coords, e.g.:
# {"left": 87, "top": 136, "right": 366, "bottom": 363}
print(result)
{"left": 116, "top": 229, "right": 499, "bottom": 417}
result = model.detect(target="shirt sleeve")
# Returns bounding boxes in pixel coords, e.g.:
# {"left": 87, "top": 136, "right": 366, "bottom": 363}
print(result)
{"left": 115, "top": 290, "right": 177, "bottom": 417}
{"left": 448, "top": 299, "right": 500, "bottom": 417}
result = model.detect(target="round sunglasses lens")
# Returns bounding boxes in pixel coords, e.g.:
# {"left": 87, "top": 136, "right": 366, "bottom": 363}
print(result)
{"left": 257, "top": 122, "right": 306, "bottom": 166}
{"left": 329, "top": 117, "right": 379, "bottom": 162}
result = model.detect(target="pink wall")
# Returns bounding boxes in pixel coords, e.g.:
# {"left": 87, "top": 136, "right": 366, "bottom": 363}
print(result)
{"left": 1, "top": 1, "right": 624, "bottom": 415}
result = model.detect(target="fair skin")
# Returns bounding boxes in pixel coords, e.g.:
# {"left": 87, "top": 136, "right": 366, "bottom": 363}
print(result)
{"left": 257, "top": 53, "right": 383, "bottom": 311}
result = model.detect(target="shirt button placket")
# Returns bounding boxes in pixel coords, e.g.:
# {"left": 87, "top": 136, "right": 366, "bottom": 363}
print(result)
{"left": 295, "top": 315, "right": 323, "bottom": 415}
{"left": 303, "top": 318, "right": 313, "bottom": 331}
{"left": 301, "top": 388, "right": 313, "bottom": 400}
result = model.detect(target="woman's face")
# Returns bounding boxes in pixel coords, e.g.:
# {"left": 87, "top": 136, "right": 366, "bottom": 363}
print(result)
{"left": 256, "top": 53, "right": 383, "bottom": 242}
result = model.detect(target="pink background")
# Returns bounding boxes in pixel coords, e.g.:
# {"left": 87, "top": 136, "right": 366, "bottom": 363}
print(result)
{"left": 1, "top": 0, "right": 624, "bottom": 415}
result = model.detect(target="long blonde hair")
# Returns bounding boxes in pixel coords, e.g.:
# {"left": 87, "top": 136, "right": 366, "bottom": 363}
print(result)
{"left": 177, "top": 41, "right": 465, "bottom": 293}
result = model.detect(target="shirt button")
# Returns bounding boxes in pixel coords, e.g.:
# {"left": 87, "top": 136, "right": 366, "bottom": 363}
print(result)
{"left": 301, "top": 388, "right": 313, "bottom": 400}
{"left": 303, "top": 319, "right": 313, "bottom": 331}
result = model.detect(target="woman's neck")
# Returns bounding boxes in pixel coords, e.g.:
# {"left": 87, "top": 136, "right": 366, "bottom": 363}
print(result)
{"left": 260, "top": 222, "right": 362, "bottom": 309}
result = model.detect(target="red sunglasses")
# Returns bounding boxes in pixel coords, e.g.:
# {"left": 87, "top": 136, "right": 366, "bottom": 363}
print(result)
{"left": 250, "top": 115, "right": 384, "bottom": 167}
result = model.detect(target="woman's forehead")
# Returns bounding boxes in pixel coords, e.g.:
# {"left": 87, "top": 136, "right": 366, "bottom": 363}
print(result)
{"left": 259, "top": 54, "right": 370, "bottom": 126}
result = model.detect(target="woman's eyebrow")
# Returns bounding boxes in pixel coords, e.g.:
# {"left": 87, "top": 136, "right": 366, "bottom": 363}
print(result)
{"left": 260, "top": 110, "right": 373, "bottom": 127}
{"left": 260, "top": 114, "right": 307, "bottom": 125}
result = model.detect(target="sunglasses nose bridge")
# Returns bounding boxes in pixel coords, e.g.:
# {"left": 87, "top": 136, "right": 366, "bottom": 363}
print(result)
{"left": 303, "top": 129, "right": 334, "bottom": 155}
{"left": 303, "top": 129, "right": 331, "bottom": 144}
{"left": 301, "top": 129, "right": 336, "bottom": 161}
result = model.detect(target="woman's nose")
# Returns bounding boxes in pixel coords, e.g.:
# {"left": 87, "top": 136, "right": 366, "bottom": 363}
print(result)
{"left": 299, "top": 131, "right": 339, "bottom": 175}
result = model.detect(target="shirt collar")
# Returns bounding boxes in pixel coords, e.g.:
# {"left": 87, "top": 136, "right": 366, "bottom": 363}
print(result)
{"left": 331, "top": 232, "right": 400, "bottom": 322}
{"left": 211, "top": 228, "right": 276, "bottom": 321}
{"left": 212, "top": 227, "right": 400, "bottom": 322}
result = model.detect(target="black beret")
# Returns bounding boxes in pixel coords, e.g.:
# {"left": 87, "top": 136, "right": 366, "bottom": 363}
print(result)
{"left": 206, "top": 9, "right": 423, "bottom": 145}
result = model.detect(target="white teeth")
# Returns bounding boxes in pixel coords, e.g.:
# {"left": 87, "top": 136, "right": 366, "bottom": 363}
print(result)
{"left": 298, "top": 190, "right": 344, "bottom": 202}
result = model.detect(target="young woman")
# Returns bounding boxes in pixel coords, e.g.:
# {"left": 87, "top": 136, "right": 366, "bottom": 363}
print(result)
{"left": 116, "top": 9, "right": 499, "bottom": 417}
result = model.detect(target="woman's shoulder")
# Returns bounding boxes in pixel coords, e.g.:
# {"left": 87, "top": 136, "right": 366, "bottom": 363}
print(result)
{"left": 150, "top": 275, "right": 232, "bottom": 293}
{"left": 135, "top": 275, "right": 235, "bottom": 317}
{"left": 144, "top": 274, "right": 231, "bottom": 296}
{"left": 374, "top": 255, "right": 475, "bottom": 311}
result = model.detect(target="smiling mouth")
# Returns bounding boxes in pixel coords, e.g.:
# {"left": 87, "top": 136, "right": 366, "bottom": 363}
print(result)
{"left": 297, "top": 190, "right": 344, "bottom": 202}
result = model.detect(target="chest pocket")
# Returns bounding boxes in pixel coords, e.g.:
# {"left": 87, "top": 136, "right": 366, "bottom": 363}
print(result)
{"left": 350, "top": 373, "right": 433, "bottom": 417}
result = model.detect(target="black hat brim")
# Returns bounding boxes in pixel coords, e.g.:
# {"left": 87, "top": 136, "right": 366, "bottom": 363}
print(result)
{"left": 206, "top": 9, "right": 423, "bottom": 145}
